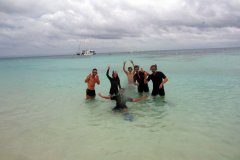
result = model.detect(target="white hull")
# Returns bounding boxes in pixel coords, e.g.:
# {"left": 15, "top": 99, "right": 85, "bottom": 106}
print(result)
{"left": 77, "top": 50, "right": 96, "bottom": 56}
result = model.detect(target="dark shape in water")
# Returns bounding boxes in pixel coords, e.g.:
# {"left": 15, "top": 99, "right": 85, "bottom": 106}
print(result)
{"left": 123, "top": 112, "right": 134, "bottom": 121}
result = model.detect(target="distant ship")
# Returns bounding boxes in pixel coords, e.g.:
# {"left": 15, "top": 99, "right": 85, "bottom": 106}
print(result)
{"left": 76, "top": 49, "right": 96, "bottom": 56}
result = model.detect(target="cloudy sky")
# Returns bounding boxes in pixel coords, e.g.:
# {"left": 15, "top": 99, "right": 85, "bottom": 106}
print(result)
{"left": 0, "top": 0, "right": 240, "bottom": 57}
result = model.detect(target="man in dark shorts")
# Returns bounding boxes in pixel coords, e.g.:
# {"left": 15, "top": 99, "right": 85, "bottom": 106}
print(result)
{"left": 85, "top": 68, "right": 100, "bottom": 99}
{"left": 98, "top": 89, "right": 147, "bottom": 112}
{"left": 86, "top": 89, "right": 96, "bottom": 97}
{"left": 133, "top": 65, "right": 149, "bottom": 94}
{"left": 146, "top": 64, "right": 168, "bottom": 97}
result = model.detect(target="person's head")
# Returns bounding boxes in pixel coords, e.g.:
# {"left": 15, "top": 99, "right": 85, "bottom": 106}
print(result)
{"left": 128, "top": 67, "right": 133, "bottom": 72}
{"left": 92, "top": 68, "right": 98, "bottom": 75}
{"left": 112, "top": 71, "right": 118, "bottom": 78}
{"left": 134, "top": 65, "right": 139, "bottom": 72}
{"left": 119, "top": 88, "right": 125, "bottom": 96}
{"left": 150, "top": 64, "right": 157, "bottom": 73}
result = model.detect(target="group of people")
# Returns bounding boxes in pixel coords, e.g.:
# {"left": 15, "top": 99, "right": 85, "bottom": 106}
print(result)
{"left": 84, "top": 60, "right": 168, "bottom": 112}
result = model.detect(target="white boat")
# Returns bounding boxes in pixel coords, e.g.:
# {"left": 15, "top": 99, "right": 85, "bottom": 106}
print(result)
{"left": 82, "top": 50, "right": 96, "bottom": 56}
{"left": 76, "top": 49, "right": 96, "bottom": 56}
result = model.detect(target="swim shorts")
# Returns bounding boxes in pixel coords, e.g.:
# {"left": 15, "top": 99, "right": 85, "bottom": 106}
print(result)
{"left": 86, "top": 89, "right": 96, "bottom": 97}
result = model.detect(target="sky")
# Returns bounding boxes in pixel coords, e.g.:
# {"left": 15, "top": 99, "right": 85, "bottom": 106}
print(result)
{"left": 0, "top": 0, "right": 240, "bottom": 57}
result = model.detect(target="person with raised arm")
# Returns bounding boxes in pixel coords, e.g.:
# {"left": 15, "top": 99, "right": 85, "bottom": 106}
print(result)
{"left": 106, "top": 65, "right": 121, "bottom": 96}
{"left": 123, "top": 60, "right": 135, "bottom": 85}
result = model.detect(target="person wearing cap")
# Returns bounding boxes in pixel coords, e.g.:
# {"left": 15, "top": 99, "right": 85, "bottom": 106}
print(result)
{"left": 123, "top": 60, "right": 135, "bottom": 85}
{"left": 106, "top": 65, "right": 121, "bottom": 96}
{"left": 98, "top": 88, "right": 147, "bottom": 112}
{"left": 146, "top": 64, "right": 168, "bottom": 97}
{"left": 85, "top": 68, "right": 100, "bottom": 99}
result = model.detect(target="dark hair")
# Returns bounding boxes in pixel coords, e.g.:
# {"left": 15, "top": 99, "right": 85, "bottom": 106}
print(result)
{"left": 150, "top": 64, "right": 157, "bottom": 70}
{"left": 92, "top": 68, "right": 97, "bottom": 72}
{"left": 128, "top": 67, "right": 133, "bottom": 70}
{"left": 134, "top": 65, "right": 139, "bottom": 69}
{"left": 112, "top": 71, "right": 118, "bottom": 78}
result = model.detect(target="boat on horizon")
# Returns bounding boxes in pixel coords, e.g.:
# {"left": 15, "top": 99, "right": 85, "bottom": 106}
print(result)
{"left": 76, "top": 49, "right": 96, "bottom": 56}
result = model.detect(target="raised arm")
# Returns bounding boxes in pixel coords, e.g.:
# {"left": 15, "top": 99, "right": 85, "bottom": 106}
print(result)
{"left": 130, "top": 60, "right": 135, "bottom": 68}
{"left": 123, "top": 61, "right": 127, "bottom": 74}
{"left": 106, "top": 66, "right": 112, "bottom": 80}
{"left": 98, "top": 93, "right": 111, "bottom": 99}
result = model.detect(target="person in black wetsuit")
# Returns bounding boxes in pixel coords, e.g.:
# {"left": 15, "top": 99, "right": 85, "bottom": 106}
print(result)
{"left": 133, "top": 65, "right": 149, "bottom": 94}
{"left": 146, "top": 64, "right": 168, "bottom": 97}
{"left": 106, "top": 65, "right": 121, "bottom": 96}
{"left": 98, "top": 88, "right": 147, "bottom": 112}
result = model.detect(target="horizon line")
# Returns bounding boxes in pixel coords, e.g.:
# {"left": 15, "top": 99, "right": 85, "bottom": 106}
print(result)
{"left": 1, "top": 46, "right": 240, "bottom": 59}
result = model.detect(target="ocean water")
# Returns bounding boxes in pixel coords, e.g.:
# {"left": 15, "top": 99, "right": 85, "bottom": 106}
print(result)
{"left": 0, "top": 48, "right": 240, "bottom": 160}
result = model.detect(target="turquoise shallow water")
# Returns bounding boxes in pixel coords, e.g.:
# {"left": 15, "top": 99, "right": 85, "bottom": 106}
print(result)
{"left": 0, "top": 48, "right": 240, "bottom": 160}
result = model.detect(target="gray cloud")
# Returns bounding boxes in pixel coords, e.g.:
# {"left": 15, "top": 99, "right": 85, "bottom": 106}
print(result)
{"left": 0, "top": 0, "right": 240, "bottom": 57}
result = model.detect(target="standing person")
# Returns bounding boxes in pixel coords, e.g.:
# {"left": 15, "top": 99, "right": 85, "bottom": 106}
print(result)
{"left": 106, "top": 65, "right": 121, "bottom": 96}
{"left": 133, "top": 65, "right": 149, "bottom": 94}
{"left": 85, "top": 68, "right": 100, "bottom": 99}
{"left": 123, "top": 60, "right": 135, "bottom": 85}
{"left": 98, "top": 88, "right": 147, "bottom": 113}
{"left": 146, "top": 64, "right": 168, "bottom": 97}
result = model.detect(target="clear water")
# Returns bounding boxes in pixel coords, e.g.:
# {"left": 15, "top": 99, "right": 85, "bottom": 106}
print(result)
{"left": 0, "top": 48, "right": 240, "bottom": 160}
